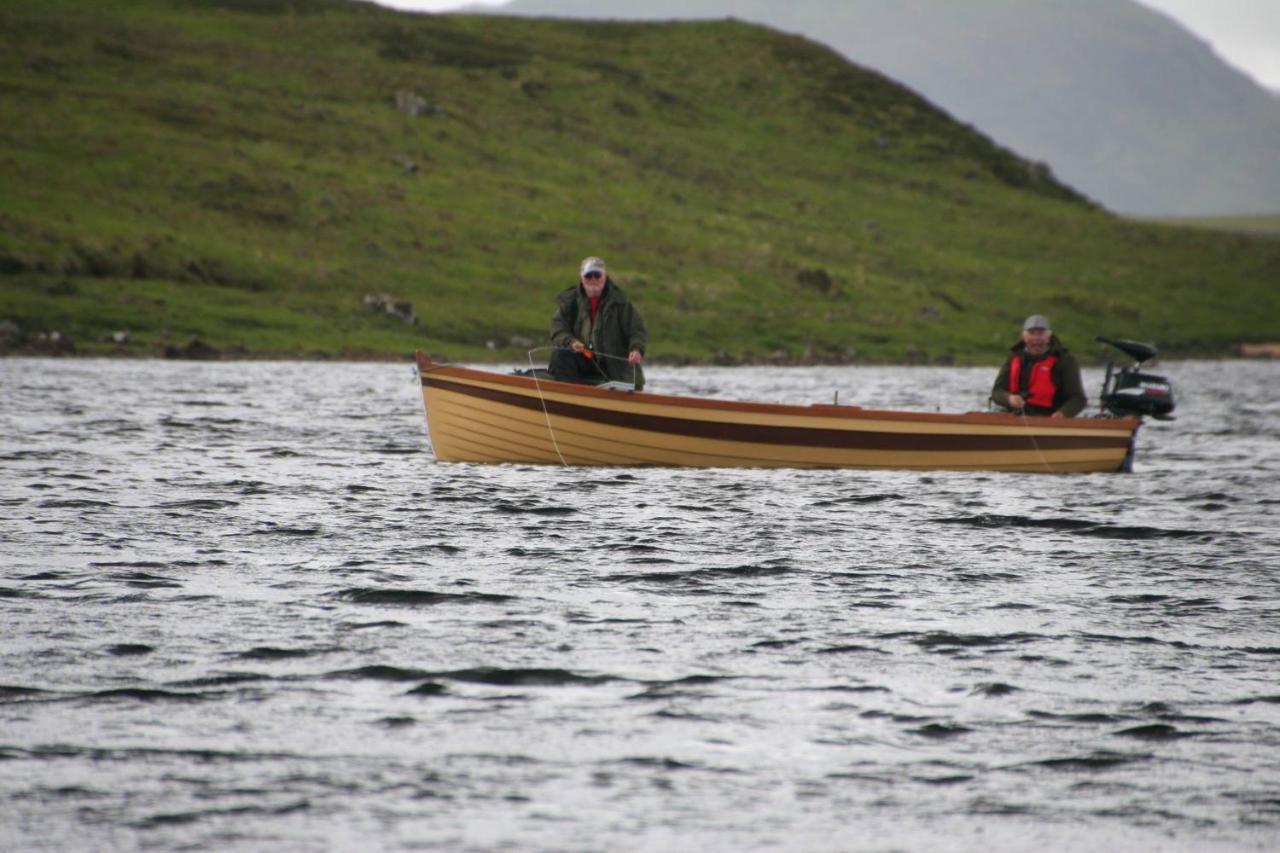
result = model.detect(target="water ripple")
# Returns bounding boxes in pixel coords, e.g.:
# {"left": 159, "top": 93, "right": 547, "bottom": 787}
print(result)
{"left": 2, "top": 358, "right": 1277, "bottom": 852}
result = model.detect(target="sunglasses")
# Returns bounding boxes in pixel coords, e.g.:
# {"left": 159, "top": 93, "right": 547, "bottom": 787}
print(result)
{"left": 583, "top": 271, "right": 604, "bottom": 280}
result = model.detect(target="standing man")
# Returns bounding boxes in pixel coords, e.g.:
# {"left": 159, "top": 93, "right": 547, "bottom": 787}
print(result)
{"left": 549, "top": 256, "right": 647, "bottom": 390}
{"left": 990, "top": 314, "right": 1086, "bottom": 417}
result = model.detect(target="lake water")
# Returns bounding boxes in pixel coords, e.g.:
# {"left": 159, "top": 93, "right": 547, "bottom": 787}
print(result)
{"left": 2, "top": 357, "right": 1278, "bottom": 852}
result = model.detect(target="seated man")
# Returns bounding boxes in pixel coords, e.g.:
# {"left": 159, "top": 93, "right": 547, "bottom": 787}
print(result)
{"left": 548, "top": 256, "right": 647, "bottom": 390}
{"left": 990, "top": 314, "right": 1086, "bottom": 417}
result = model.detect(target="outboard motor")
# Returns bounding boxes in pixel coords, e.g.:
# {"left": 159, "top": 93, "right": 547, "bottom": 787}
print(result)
{"left": 1096, "top": 336, "right": 1176, "bottom": 420}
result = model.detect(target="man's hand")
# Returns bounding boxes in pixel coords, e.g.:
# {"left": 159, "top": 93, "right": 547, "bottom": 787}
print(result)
{"left": 628, "top": 349, "right": 644, "bottom": 365}
{"left": 570, "top": 340, "right": 586, "bottom": 354}
{"left": 1007, "top": 393, "right": 1025, "bottom": 410}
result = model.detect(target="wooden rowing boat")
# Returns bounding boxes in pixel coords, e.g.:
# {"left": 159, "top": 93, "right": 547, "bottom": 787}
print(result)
{"left": 415, "top": 351, "right": 1141, "bottom": 473}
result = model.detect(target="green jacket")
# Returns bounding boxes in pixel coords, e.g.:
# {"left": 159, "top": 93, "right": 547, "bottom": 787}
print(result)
{"left": 990, "top": 335, "right": 1087, "bottom": 416}
{"left": 549, "top": 279, "right": 648, "bottom": 389}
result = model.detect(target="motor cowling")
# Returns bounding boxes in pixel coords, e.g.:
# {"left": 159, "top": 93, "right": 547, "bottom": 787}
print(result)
{"left": 1096, "top": 336, "right": 1176, "bottom": 420}
{"left": 1102, "top": 369, "right": 1176, "bottom": 419}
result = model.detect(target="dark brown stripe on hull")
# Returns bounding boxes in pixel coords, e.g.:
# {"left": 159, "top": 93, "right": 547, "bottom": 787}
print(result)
{"left": 424, "top": 376, "right": 1132, "bottom": 453}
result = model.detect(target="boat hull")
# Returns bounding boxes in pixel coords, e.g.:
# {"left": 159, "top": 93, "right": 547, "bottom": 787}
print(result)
{"left": 416, "top": 353, "right": 1139, "bottom": 473}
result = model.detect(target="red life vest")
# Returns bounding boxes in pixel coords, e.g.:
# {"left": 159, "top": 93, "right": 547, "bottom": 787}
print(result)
{"left": 1009, "top": 354, "right": 1059, "bottom": 410}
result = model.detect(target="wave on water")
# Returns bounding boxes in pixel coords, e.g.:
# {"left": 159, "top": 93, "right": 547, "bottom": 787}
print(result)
{"left": 35, "top": 498, "right": 114, "bottom": 509}
{"left": 934, "top": 514, "right": 1217, "bottom": 541}
{"left": 105, "top": 644, "right": 155, "bottom": 656}
{"left": 152, "top": 499, "right": 240, "bottom": 510}
{"left": 234, "top": 647, "right": 331, "bottom": 660}
{"left": 1029, "top": 752, "right": 1152, "bottom": 770}
{"left": 491, "top": 502, "right": 578, "bottom": 515}
{"left": 332, "top": 588, "right": 516, "bottom": 606}
{"left": 3, "top": 359, "right": 1279, "bottom": 851}
{"left": 598, "top": 562, "right": 794, "bottom": 585}
{"left": 325, "top": 665, "right": 619, "bottom": 688}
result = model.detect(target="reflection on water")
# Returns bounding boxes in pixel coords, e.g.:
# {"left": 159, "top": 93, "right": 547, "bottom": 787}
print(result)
{"left": 1, "top": 358, "right": 1278, "bottom": 852}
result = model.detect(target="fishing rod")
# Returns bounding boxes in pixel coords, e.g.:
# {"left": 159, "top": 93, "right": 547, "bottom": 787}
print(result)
{"left": 522, "top": 345, "right": 639, "bottom": 390}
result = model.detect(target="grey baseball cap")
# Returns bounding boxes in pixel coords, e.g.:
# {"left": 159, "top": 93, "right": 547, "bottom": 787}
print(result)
{"left": 1023, "top": 314, "right": 1051, "bottom": 331}
{"left": 580, "top": 256, "right": 607, "bottom": 276}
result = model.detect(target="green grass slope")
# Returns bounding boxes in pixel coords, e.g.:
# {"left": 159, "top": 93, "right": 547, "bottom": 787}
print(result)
{"left": 2, "top": 0, "right": 1277, "bottom": 363}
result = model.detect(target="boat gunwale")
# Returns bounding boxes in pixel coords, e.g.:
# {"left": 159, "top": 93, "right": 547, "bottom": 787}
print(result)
{"left": 415, "top": 352, "right": 1140, "bottom": 434}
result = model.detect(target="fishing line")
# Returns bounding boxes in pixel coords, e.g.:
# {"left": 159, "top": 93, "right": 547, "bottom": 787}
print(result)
{"left": 524, "top": 346, "right": 641, "bottom": 466}
{"left": 1017, "top": 409, "right": 1055, "bottom": 474}
{"left": 527, "top": 346, "right": 569, "bottom": 466}
{"left": 988, "top": 393, "right": 1055, "bottom": 473}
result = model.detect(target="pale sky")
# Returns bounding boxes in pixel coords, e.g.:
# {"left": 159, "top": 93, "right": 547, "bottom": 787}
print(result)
{"left": 1133, "top": 0, "right": 1280, "bottom": 90}
{"left": 368, "top": 0, "right": 1280, "bottom": 91}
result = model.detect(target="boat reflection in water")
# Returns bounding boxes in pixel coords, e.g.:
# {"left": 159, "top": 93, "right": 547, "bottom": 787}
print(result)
{"left": 416, "top": 345, "right": 1171, "bottom": 474}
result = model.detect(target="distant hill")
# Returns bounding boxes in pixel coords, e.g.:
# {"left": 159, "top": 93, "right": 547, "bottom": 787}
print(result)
{"left": 494, "top": 0, "right": 1280, "bottom": 217}
{"left": 2, "top": 0, "right": 1277, "bottom": 364}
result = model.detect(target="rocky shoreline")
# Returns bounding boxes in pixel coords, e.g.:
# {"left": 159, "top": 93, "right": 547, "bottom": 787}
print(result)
{"left": 2, "top": 340, "right": 1271, "bottom": 365}
{"left": 2, "top": 320, "right": 1269, "bottom": 365}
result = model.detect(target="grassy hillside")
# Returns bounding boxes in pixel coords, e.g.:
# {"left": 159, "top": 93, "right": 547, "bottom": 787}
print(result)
{"left": 2, "top": 0, "right": 1278, "bottom": 364}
